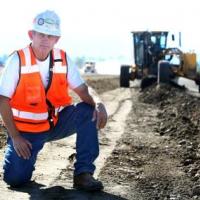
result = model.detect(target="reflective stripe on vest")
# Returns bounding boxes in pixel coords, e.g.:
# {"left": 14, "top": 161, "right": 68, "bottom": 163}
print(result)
{"left": 21, "top": 65, "right": 39, "bottom": 74}
{"left": 12, "top": 105, "right": 65, "bottom": 121}
{"left": 12, "top": 108, "right": 48, "bottom": 121}
{"left": 20, "top": 64, "right": 66, "bottom": 74}
{"left": 52, "top": 66, "right": 67, "bottom": 73}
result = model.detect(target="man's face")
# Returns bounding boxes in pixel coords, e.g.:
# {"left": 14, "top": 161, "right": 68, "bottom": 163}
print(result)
{"left": 29, "top": 30, "right": 60, "bottom": 60}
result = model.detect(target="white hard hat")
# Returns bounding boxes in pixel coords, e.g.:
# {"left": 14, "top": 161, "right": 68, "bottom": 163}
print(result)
{"left": 32, "top": 10, "right": 61, "bottom": 36}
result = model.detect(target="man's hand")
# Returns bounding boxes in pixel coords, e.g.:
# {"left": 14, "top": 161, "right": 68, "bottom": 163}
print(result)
{"left": 12, "top": 135, "right": 32, "bottom": 159}
{"left": 0, "top": 95, "right": 32, "bottom": 159}
{"left": 73, "top": 84, "right": 108, "bottom": 129}
{"left": 92, "top": 103, "right": 107, "bottom": 129}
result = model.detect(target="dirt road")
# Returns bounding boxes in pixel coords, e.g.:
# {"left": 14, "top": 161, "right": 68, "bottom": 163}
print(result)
{"left": 1, "top": 76, "right": 200, "bottom": 200}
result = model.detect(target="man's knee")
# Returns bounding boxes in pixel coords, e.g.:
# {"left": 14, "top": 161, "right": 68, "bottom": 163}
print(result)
{"left": 3, "top": 169, "right": 32, "bottom": 187}
{"left": 3, "top": 162, "right": 34, "bottom": 187}
{"left": 76, "top": 102, "right": 94, "bottom": 115}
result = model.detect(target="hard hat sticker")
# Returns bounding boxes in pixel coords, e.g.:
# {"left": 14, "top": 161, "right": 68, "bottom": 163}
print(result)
{"left": 38, "top": 18, "right": 44, "bottom": 25}
{"left": 44, "top": 18, "right": 55, "bottom": 25}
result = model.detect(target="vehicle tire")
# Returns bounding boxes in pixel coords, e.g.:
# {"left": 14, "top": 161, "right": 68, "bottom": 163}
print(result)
{"left": 159, "top": 61, "right": 172, "bottom": 83}
{"left": 120, "top": 65, "right": 130, "bottom": 87}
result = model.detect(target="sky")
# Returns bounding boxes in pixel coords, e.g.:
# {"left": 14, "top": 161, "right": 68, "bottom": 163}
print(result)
{"left": 0, "top": 0, "right": 200, "bottom": 65}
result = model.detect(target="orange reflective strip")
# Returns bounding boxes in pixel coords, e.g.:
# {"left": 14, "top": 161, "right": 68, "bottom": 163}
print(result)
{"left": 60, "top": 50, "right": 67, "bottom": 66}
{"left": 18, "top": 50, "right": 26, "bottom": 66}
{"left": 29, "top": 47, "right": 37, "bottom": 65}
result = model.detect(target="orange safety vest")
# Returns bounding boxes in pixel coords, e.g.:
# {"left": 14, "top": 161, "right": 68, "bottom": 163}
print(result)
{"left": 10, "top": 45, "right": 72, "bottom": 133}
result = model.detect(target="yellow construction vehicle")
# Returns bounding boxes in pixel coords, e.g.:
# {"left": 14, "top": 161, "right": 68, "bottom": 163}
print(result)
{"left": 120, "top": 31, "right": 199, "bottom": 91}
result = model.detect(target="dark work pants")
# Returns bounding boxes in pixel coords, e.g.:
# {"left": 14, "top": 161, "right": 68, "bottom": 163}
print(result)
{"left": 3, "top": 102, "right": 99, "bottom": 187}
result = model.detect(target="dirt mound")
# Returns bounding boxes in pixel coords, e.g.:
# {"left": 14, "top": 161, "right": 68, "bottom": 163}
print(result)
{"left": 139, "top": 83, "right": 200, "bottom": 141}
{"left": 138, "top": 83, "right": 200, "bottom": 198}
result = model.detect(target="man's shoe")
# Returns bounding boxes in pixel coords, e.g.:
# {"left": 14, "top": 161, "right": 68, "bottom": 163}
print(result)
{"left": 73, "top": 173, "right": 104, "bottom": 191}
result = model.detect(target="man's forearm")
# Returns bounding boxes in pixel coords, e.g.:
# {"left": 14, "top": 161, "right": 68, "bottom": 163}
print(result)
{"left": 87, "top": 86, "right": 103, "bottom": 105}
{"left": 73, "top": 84, "right": 102, "bottom": 106}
